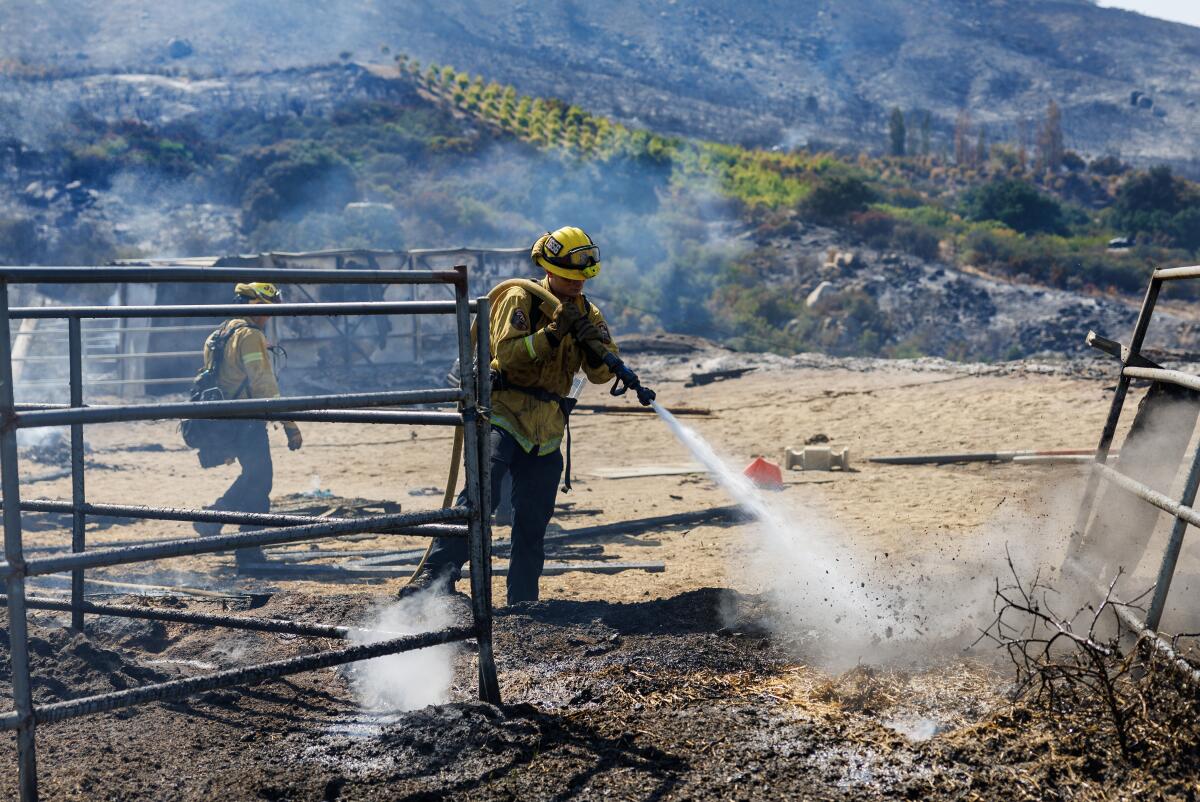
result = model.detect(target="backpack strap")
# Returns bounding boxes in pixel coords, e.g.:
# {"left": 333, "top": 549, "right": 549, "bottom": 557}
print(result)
{"left": 205, "top": 320, "right": 257, "bottom": 399}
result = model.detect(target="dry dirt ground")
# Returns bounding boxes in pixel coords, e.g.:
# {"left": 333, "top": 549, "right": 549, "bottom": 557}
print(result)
{"left": 2, "top": 354, "right": 1199, "bottom": 799}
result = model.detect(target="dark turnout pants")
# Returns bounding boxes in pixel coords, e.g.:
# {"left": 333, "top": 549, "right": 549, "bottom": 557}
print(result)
{"left": 213, "top": 422, "right": 273, "bottom": 528}
{"left": 426, "top": 426, "right": 563, "bottom": 605}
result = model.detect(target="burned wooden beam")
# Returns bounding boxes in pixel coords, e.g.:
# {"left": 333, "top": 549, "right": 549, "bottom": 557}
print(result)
{"left": 685, "top": 367, "right": 755, "bottom": 387}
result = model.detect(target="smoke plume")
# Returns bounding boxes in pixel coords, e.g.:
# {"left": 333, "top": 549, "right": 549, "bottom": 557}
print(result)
{"left": 347, "top": 587, "right": 461, "bottom": 712}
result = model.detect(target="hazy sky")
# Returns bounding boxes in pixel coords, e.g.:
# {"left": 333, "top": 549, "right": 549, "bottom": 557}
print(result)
{"left": 1098, "top": 1, "right": 1200, "bottom": 28}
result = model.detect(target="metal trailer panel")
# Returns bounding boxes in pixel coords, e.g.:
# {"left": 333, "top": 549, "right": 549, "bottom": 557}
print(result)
{"left": 258, "top": 410, "right": 462, "bottom": 425}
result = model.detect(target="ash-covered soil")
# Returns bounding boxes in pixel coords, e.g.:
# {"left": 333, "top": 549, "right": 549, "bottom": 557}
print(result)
{"left": 0, "top": 588, "right": 1193, "bottom": 800}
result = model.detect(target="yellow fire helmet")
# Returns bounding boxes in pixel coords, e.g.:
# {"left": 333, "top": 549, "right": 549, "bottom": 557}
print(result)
{"left": 234, "top": 282, "right": 283, "bottom": 304}
{"left": 532, "top": 226, "right": 601, "bottom": 280}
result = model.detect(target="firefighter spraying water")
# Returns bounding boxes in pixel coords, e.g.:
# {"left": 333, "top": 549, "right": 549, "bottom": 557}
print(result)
{"left": 403, "top": 226, "right": 656, "bottom": 605}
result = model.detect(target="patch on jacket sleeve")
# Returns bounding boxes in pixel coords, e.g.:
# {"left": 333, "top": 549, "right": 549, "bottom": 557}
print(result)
{"left": 597, "top": 321, "right": 611, "bottom": 343}
{"left": 511, "top": 307, "right": 530, "bottom": 331}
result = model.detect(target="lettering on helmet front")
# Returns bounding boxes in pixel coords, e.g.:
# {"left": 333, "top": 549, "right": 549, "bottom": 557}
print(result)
{"left": 545, "top": 236, "right": 563, "bottom": 256}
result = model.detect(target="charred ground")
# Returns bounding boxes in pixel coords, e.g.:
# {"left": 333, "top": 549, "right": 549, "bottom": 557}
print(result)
{"left": 1, "top": 588, "right": 1196, "bottom": 800}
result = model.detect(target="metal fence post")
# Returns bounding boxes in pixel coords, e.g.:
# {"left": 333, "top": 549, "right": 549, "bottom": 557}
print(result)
{"left": 1145, "top": 442, "right": 1200, "bottom": 630}
{"left": 68, "top": 316, "right": 86, "bottom": 630}
{"left": 1067, "top": 277, "right": 1162, "bottom": 559}
{"left": 0, "top": 281, "right": 39, "bottom": 800}
{"left": 473, "top": 296, "right": 500, "bottom": 703}
{"left": 452, "top": 268, "right": 500, "bottom": 704}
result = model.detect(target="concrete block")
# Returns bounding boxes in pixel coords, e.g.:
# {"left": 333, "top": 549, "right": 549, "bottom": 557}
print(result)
{"left": 784, "top": 446, "right": 851, "bottom": 471}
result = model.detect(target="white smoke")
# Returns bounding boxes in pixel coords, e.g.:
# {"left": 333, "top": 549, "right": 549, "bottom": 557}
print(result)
{"left": 347, "top": 587, "right": 460, "bottom": 712}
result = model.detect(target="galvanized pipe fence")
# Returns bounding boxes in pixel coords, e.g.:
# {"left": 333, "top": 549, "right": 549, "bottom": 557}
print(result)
{"left": 0, "top": 265, "right": 500, "bottom": 802}
{"left": 1066, "top": 263, "right": 1200, "bottom": 679}
{"left": 6, "top": 248, "right": 533, "bottom": 395}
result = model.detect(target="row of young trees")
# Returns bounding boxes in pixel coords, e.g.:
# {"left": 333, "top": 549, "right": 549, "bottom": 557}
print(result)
{"left": 397, "top": 54, "right": 677, "bottom": 161}
{"left": 392, "top": 52, "right": 856, "bottom": 214}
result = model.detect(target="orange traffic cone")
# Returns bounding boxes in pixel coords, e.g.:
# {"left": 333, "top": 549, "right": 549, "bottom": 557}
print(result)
{"left": 743, "top": 457, "right": 784, "bottom": 490}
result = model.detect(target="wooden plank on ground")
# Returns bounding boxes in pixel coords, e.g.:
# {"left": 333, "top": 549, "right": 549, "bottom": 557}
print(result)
{"left": 591, "top": 464, "right": 704, "bottom": 479}
{"left": 349, "top": 505, "right": 745, "bottom": 568}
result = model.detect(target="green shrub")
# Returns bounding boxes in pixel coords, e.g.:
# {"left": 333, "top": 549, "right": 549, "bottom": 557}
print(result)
{"left": 849, "top": 210, "right": 895, "bottom": 247}
{"left": 891, "top": 221, "right": 941, "bottom": 261}
{"left": 965, "top": 179, "right": 1066, "bottom": 235}
{"left": 238, "top": 143, "right": 358, "bottom": 231}
{"left": 803, "top": 174, "right": 874, "bottom": 221}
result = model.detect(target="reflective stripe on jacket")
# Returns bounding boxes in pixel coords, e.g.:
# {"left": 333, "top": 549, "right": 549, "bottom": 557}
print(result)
{"left": 489, "top": 278, "right": 618, "bottom": 454}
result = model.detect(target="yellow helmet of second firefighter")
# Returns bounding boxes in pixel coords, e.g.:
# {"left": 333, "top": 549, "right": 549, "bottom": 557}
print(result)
{"left": 532, "top": 226, "right": 601, "bottom": 280}
{"left": 234, "top": 282, "right": 283, "bottom": 304}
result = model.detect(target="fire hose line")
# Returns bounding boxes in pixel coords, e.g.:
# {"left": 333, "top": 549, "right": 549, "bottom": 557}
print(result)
{"left": 405, "top": 278, "right": 657, "bottom": 586}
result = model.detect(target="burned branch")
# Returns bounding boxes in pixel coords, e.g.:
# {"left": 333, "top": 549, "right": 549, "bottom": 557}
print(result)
{"left": 978, "top": 549, "right": 1199, "bottom": 763}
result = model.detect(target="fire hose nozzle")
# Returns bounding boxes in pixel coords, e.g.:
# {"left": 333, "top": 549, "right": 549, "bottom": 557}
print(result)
{"left": 600, "top": 351, "right": 656, "bottom": 407}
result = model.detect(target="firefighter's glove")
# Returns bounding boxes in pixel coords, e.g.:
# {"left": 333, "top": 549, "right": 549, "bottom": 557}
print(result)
{"left": 286, "top": 426, "right": 303, "bottom": 451}
{"left": 545, "top": 302, "right": 583, "bottom": 349}
{"left": 571, "top": 316, "right": 604, "bottom": 349}
{"left": 570, "top": 317, "right": 606, "bottom": 367}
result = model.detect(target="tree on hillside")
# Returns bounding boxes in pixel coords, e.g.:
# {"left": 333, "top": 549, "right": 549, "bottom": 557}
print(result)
{"left": 976, "top": 126, "right": 988, "bottom": 167}
{"left": 1017, "top": 118, "right": 1029, "bottom": 173}
{"left": 919, "top": 111, "right": 932, "bottom": 158}
{"left": 888, "top": 107, "right": 906, "bottom": 157}
{"left": 965, "top": 178, "right": 1066, "bottom": 235}
{"left": 954, "top": 110, "right": 973, "bottom": 166}
{"left": 1036, "top": 100, "right": 1064, "bottom": 173}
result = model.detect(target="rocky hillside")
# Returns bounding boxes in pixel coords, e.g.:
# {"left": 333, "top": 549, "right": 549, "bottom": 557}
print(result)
{"left": 5, "top": 0, "right": 1200, "bottom": 167}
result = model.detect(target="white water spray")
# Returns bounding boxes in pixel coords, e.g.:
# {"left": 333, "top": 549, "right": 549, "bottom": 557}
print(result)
{"left": 650, "top": 401, "right": 983, "bottom": 668}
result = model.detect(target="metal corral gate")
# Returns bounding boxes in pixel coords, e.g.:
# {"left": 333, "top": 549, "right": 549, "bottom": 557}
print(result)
{"left": 1066, "top": 263, "right": 1200, "bottom": 684}
{"left": 7, "top": 248, "right": 533, "bottom": 398}
{"left": 0, "top": 265, "right": 500, "bottom": 801}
